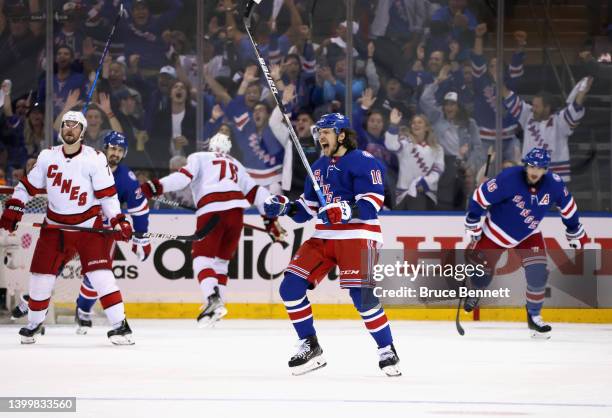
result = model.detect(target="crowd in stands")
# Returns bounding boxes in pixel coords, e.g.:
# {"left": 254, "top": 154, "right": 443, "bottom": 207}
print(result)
{"left": 0, "top": 0, "right": 607, "bottom": 211}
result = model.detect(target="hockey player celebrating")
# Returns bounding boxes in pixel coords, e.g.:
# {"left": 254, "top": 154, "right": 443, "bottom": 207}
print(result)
{"left": 0, "top": 111, "right": 135, "bottom": 344}
{"left": 10, "top": 131, "right": 151, "bottom": 336}
{"left": 464, "top": 147, "right": 589, "bottom": 338}
{"left": 140, "top": 133, "right": 286, "bottom": 326}
{"left": 264, "top": 113, "right": 401, "bottom": 377}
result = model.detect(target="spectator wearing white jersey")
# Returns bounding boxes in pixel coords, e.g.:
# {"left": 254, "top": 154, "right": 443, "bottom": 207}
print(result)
{"left": 385, "top": 111, "right": 444, "bottom": 210}
{"left": 502, "top": 77, "right": 593, "bottom": 182}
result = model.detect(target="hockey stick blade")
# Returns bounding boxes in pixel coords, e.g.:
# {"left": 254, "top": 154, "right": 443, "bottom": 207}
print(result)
{"left": 140, "top": 214, "right": 219, "bottom": 241}
{"left": 455, "top": 297, "right": 465, "bottom": 336}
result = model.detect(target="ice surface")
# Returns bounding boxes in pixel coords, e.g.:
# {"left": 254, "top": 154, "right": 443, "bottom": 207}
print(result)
{"left": 1, "top": 319, "right": 611, "bottom": 418}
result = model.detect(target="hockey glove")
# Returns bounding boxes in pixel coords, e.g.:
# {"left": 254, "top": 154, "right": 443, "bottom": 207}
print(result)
{"left": 140, "top": 178, "right": 163, "bottom": 199}
{"left": 464, "top": 216, "right": 482, "bottom": 244}
{"left": 0, "top": 198, "right": 25, "bottom": 232}
{"left": 566, "top": 226, "right": 589, "bottom": 249}
{"left": 264, "top": 195, "right": 292, "bottom": 218}
{"left": 262, "top": 216, "right": 287, "bottom": 242}
{"left": 111, "top": 214, "right": 133, "bottom": 241}
{"left": 318, "top": 201, "right": 351, "bottom": 224}
{"left": 131, "top": 236, "right": 151, "bottom": 261}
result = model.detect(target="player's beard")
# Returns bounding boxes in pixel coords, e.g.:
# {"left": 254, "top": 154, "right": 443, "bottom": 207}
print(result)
{"left": 63, "top": 134, "right": 80, "bottom": 146}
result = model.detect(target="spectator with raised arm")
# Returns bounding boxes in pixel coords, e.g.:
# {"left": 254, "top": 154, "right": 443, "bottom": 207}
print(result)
{"left": 429, "top": 0, "right": 477, "bottom": 61}
{"left": 420, "top": 65, "right": 484, "bottom": 210}
{"left": 222, "top": 66, "right": 285, "bottom": 193}
{"left": 224, "top": 0, "right": 298, "bottom": 68}
{"left": 370, "top": 0, "right": 436, "bottom": 76}
{"left": 503, "top": 77, "right": 592, "bottom": 182}
{"left": 403, "top": 45, "right": 447, "bottom": 91}
{"left": 37, "top": 46, "right": 87, "bottom": 118}
{"left": 353, "top": 87, "right": 399, "bottom": 205}
{"left": 471, "top": 24, "right": 525, "bottom": 163}
{"left": 385, "top": 110, "right": 444, "bottom": 210}
{"left": 119, "top": 0, "right": 183, "bottom": 77}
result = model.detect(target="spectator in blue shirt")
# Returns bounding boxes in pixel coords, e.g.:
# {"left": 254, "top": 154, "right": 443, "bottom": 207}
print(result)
{"left": 37, "top": 46, "right": 87, "bottom": 119}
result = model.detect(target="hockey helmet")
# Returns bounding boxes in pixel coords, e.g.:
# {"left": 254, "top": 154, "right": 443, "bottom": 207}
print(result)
{"left": 310, "top": 113, "right": 351, "bottom": 142}
{"left": 58, "top": 110, "right": 87, "bottom": 144}
{"left": 522, "top": 147, "right": 551, "bottom": 169}
{"left": 208, "top": 132, "right": 232, "bottom": 154}
{"left": 103, "top": 131, "right": 128, "bottom": 158}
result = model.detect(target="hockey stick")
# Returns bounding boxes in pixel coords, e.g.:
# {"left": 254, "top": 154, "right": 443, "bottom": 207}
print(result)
{"left": 22, "top": 214, "right": 218, "bottom": 242}
{"left": 455, "top": 149, "right": 493, "bottom": 336}
{"left": 152, "top": 196, "right": 289, "bottom": 248}
{"left": 243, "top": 0, "right": 326, "bottom": 207}
{"left": 83, "top": 3, "right": 126, "bottom": 114}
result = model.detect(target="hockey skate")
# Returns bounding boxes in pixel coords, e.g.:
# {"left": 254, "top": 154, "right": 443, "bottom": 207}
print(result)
{"left": 196, "top": 287, "right": 228, "bottom": 328}
{"left": 19, "top": 323, "right": 45, "bottom": 344}
{"left": 378, "top": 344, "right": 401, "bottom": 377}
{"left": 289, "top": 335, "right": 327, "bottom": 376}
{"left": 75, "top": 308, "right": 93, "bottom": 335}
{"left": 527, "top": 307, "right": 551, "bottom": 339}
{"left": 107, "top": 320, "right": 135, "bottom": 345}
{"left": 11, "top": 294, "right": 29, "bottom": 320}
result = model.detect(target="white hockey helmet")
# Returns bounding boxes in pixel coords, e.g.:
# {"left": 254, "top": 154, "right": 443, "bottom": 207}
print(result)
{"left": 58, "top": 110, "right": 87, "bottom": 143}
{"left": 208, "top": 132, "right": 232, "bottom": 154}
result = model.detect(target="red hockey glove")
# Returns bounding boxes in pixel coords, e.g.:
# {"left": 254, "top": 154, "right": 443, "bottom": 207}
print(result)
{"left": 0, "top": 198, "right": 25, "bottom": 232}
{"left": 111, "top": 214, "right": 133, "bottom": 241}
{"left": 317, "top": 201, "right": 352, "bottom": 224}
{"left": 140, "top": 178, "right": 163, "bottom": 199}
{"left": 262, "top": 216, "right": 287, "bottom": 242}
{"left": 131, "top": 236, "right": 151, "bottom": 261}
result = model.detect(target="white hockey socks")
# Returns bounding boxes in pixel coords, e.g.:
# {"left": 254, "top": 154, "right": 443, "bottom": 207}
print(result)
{"left": 86, "top": 270, "right": 125, "bottom": 329}
{"left": 27, "top": 274, "right": 56, "bottom": 327}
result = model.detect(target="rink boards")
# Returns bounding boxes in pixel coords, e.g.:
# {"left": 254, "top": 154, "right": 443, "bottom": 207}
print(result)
{"left": 7, "top": 212, "right": 612, "bottom": 322}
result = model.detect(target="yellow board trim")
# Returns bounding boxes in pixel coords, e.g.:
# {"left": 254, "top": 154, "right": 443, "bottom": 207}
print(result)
{"left": 53, "top": 302, "right": 612, "bottom": 323}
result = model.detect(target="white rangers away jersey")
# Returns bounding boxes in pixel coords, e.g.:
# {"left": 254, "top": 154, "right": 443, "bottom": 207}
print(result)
{"left": 504, "top": 91, "right": 585, "bottom": 181}
{"left": 13, "top": 145, "right": 121, "bottom": 227}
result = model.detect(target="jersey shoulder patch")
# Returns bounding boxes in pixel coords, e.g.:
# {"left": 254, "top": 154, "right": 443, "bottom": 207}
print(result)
{"left": 486, "top": 178, "right": 498, "bottom": 192}
{"left": 128, "top": 170, "right": 137, "bottom": 181}
{"left": 552, "top": 173, "right": 562, "bottom": 182}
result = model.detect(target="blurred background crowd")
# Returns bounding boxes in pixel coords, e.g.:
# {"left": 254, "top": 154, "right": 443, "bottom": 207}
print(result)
{"left": 0, "top": 0, "right": 611, "bottom": 211}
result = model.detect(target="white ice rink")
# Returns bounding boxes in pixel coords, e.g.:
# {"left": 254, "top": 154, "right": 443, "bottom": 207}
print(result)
{"left": 1, "top": 319, "right": 611, "bottom": 418}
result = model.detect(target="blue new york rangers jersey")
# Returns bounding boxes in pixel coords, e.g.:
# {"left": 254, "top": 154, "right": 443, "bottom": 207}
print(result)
{"left": 291, "top": 150, "right": 386, "bottom": 243}
{"left": 467, "top": 166, "right": 582, "bottom": 248}
{"left": 113, "top": 164, "right": 149, "bottom": 233}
